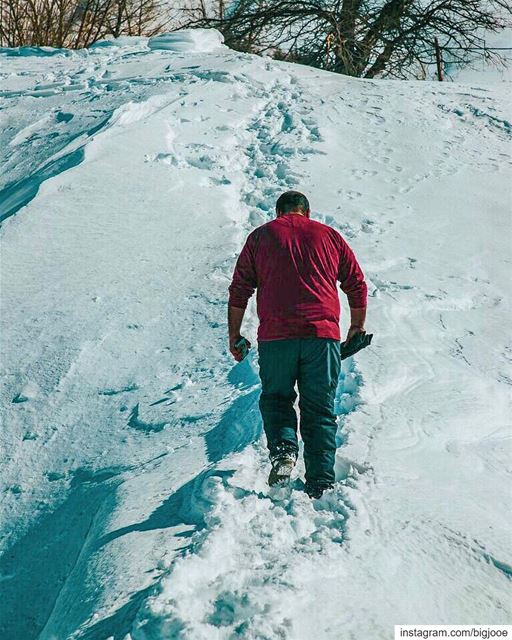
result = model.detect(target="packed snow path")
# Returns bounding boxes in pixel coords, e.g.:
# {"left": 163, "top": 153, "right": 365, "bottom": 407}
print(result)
{"left": 1, "top": 31, "right": 511, "bottom": 640}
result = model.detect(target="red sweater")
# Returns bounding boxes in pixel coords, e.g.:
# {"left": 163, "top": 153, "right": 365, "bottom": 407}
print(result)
{"left": 228, "top": 214, "right": 367, "bottom": 341}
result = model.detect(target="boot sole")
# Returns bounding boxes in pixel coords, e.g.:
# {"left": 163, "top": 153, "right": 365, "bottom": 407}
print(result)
{"left": 268, "top": 474, "right": 291, "bottom": 487}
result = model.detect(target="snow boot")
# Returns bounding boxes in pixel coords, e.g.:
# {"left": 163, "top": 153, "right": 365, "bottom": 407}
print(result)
{"left": 268, "top": 454, "right": 296, "bottom": 487}
{"left": 305, "top": 482, "right": 334, "bottom": 499}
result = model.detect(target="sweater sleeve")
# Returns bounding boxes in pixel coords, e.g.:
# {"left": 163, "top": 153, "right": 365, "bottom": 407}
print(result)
{"left": 337, "top": 236, "right": 368, "bottom": 309}
{"left": 228, "top": 234, "right": 257, "bottom": 309}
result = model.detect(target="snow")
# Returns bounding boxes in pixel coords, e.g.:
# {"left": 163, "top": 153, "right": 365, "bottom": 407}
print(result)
{"left": 1, "top": 29, "right": 511, "bottom": 640}
{"left": 0, "top": 46, "right": 72, "bottom": 58}
{"left": 148, "top": 29, "right": 225, "bottom": 53}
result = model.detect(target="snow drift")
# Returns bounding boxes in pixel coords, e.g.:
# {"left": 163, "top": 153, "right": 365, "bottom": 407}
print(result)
{"left": 0, "top": 29, "right": 511, "bottom": 640}
{"left": 148, "top": 29, "right": 225, "bottom": 53}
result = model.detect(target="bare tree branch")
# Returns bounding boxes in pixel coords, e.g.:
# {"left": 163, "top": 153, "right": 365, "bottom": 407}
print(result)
{"left": 186, "top": 0, "right": 512, "bottom": 78}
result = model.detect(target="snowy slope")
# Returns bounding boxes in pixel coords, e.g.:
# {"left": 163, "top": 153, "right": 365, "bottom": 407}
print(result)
{"left": 1, "top": 29, "right": 511, "bottom": 640}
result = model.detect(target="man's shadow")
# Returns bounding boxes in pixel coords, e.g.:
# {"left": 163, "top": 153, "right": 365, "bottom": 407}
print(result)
{"left": 96, "top": 354, "right": 263, "bottom": 550}
{"left": 205, "top": 354, "right": 262, "bottom": 463}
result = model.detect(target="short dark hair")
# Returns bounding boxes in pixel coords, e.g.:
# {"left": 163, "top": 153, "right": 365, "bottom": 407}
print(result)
{"left": 276, "top": 191, "right": 310, "bottom": 215}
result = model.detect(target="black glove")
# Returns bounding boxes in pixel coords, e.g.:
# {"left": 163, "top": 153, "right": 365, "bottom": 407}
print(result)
{"left": 340, "top": 331, "right": 373, "bottom": 360}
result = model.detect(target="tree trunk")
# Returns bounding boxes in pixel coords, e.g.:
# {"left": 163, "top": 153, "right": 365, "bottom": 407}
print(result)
{"left": 364, "top": 40, "right": 396, "bottom": 78}
{"left": 333, "top": 0, "right": 362, "bottom": 76}
{"left": 357, "top": 0, "right": 407, "bottom": 74}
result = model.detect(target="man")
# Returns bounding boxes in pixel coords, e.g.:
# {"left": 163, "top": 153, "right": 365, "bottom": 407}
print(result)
{"left": 228, "top": 191, "right": 368, "bottom": 499}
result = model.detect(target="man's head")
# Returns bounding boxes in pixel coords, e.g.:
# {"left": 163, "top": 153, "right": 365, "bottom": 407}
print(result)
{"left": 276, "top": 191, "right": 310, "bottom": 218}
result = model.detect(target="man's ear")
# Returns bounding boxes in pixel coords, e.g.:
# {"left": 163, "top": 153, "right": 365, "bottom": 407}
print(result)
{"left": 305, "top": 208, "right": 311, "bottom": 218}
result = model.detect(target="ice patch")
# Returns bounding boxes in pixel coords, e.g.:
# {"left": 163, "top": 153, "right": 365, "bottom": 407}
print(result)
{"left": 148, "top": 29, "right": 225, "bottom": 53}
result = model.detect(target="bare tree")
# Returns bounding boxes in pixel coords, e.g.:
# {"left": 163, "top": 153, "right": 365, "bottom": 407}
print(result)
{"left": 171, "top": 0, "right": 225, "bottom": 28}
{"left": 0, "top": 0, "right": 108, "bottom": 47}
{"left": 2, "top": 0, "right": 509, "bottom": 74}
{"left": 0, "top": 0, "right": 175, "bottom": 47}
{"left": 187, "top": 0, "right": 512, "bottom": 78}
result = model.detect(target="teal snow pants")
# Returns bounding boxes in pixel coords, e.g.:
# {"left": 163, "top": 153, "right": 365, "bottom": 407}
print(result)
{"left": 257, "top": 337, "right": 341, "bottom": 486}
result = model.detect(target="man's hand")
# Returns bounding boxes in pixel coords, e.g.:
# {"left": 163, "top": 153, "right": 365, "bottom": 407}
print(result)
{"left": 229, "top": 335, "right": 252, "bottom": 362}
{"left": 228, "top": 305, "right": 249, "bottom": 362}
{"left": 345, "top": 324, "right": 365, "bottom": 343}
{"left": 345, "top": 306, "right": 367, "bottom": 343}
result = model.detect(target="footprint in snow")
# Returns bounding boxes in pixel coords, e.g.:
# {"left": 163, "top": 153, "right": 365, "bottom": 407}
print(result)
{"left": 98, "top": 384, "right": 138, "bottom": 396}
{"left": 128, "top": 403, "right": 169, "bottom": 433}
{"left": 351, "top": 168, "right": 378, "bottom": 179}
{"left": 12, "top": 393, "right": 30, "bottom": 404}
{"left": 361, "top": 218, "right": 381, "bottom": 234}
{"left": 8, "top": 485, "right": 23, "bottom": 495}
{"left": 12, "top": 381, "right": 40, "bottom": 403}
{"left": 185, "top": 152, "right": 215, "bottom": 171}
{"left": 373, "top": 279, "right": 414, "bottom": 293}
{"left": 45, "top": 471, "right": 66, "bottom": 482}
{"left": 145, "top": 152, "right": 180, "bottom": 166}
{"left": 337, "top": 189, "right": 362, "bottom": 201}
